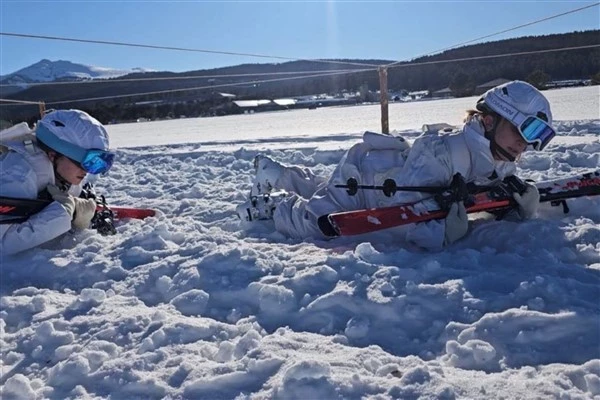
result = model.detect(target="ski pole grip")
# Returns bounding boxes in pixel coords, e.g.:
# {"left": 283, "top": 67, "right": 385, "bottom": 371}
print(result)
{"left": 503, "top": 175, "right": 528, "bottom": 195}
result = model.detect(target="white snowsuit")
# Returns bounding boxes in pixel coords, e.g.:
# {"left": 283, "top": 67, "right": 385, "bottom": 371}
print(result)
{"left": 1, "top": 130, "right": 81, "bottom": 256}
{"left": 271, "top": 118, "right": 516, "bottom": 250}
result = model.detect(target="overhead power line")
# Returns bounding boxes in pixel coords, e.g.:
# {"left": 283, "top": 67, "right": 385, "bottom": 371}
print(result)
{"left": 387, "top": 44, "right": 600, "bottom": 70}
{"left": 0, "top": 98, "right": 41, "bottom": 105}
{"left": 42, "top": 68, "right": 374, "bottom": 106}
{"left": 385, "top": 2, "right": 600, "bottom": 67}
{"left": 0, "top": 32, "right": 381, "bottom": 68}
{"left": 0, "top": 68, "right": 366, "bottom": 88}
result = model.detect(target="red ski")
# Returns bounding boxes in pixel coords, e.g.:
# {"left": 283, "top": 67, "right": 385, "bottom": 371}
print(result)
{"left": 327, "top": 170, "right": 600, "bottom": 237}
{"left": 0, "top": 196, "right": 156, "bottom": 222}
{"left": 100, "top": 206, "right": 155, "bottom": 220}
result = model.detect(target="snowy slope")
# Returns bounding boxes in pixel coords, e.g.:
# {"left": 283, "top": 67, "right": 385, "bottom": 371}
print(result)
{"left": 0, "top": 59, "right": 152, "bottom": 84}
{"left": 0, "top": 86, "right": 599, "bottom": 399}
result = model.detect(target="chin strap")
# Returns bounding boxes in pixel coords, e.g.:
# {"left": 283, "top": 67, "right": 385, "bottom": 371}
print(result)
{"left": 52, "top": 155, "right": 72, "bottom": 192}
{"left": 483, "top": 116, "right": 516, "bottom": 162}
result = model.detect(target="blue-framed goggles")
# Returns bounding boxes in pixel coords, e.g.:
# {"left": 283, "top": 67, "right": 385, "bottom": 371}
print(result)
{"left": 80, "top": 150, "right": 114, "bottom": 174}
{"left": 514, "top": 115, "right": 555, "bottom": 151}
{"left": 36, "top": 123, "right": 115, "bottom": 174}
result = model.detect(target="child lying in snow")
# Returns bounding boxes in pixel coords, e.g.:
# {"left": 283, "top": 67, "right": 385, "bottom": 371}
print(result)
{"left": 1, "top": 109, "right": 114, "bottom": 255}
{"left": 237, "top": 80, "right": 556, "bottom": 250}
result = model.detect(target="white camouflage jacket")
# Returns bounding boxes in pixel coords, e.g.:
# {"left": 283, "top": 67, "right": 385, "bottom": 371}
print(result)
{"left": 1, "top": 127, "right": 81, "bottom": 255}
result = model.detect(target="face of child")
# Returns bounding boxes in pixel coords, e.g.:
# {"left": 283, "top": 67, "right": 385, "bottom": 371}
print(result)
{"left": 51, "top": 154, "right": 88, "bottom": 185}
{"left": 491, "top": 118, "right": 528, "bottom": 161}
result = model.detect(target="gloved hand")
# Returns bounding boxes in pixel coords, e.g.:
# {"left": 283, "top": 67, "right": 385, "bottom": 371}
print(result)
{"left": 444, "top": 201, "right": 469, "bottom": 245}
{"left": 72, "top": 197, "right": 97, "bottom": 229}
{"left": 46, "top": 184, "right": 76, "bottom": 218}
{"left": 513, "top": 183, "right": 540, "bottom": 220}
{"left": 46, "top": 184, "right": 96, "bottom": 229}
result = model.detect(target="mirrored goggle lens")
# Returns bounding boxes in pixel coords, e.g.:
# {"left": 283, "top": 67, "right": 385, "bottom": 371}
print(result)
{"left": 81, "top": 150, "right": 114, "bottom": 174}
{"left": 519, "top": 117, "right": 555, "bottom": 150}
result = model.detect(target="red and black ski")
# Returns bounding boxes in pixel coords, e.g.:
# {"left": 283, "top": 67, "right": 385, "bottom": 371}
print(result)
{"left": 326, "top": 169, "right": 600, "bottom": 236}
{"left": 0, "top": 196, "right": 156, "bottom": 222}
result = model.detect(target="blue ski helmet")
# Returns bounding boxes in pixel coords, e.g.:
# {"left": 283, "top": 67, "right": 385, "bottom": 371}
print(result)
{"left": 36, "top": 109, "right": 113, "bottom": 173}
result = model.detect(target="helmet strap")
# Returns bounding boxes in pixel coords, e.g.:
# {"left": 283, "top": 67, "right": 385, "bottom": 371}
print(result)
{"left": 52, "top": 156, "right": 72, "bottom": 192}
{"left": 483, "top": 115, "right": 516, "bottom": 162}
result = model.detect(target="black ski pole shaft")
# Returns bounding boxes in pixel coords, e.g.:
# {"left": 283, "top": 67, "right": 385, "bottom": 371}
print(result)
{"left": 335, "top": 177, "right": 448, "bottom": 197}
{"left": 336, "top": 176, "right": 498, "bottom": 197}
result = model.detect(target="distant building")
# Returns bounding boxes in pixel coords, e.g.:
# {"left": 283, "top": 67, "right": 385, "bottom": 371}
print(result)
{"left": 273, "top": 98, "right": 296, "bottom": 107}
{"left": 545, "top": 79, "right": 590, "bottom": 89}
{"left": 212, "top": 92, "right": 236, "bottom": 100}
{"left": 407, "top": 90, "right": 429, "bottom": 100}
{"left": 474, "top": 78, "right": 511, "bottom": 95}
{"left": 432, "top": 87, "right": 454, "bottom": 99}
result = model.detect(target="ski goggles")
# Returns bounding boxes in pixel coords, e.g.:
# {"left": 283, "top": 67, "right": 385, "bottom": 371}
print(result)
{"left": 511, "top": 114, "right": 556, "bottom": 151}
{"left": 79, "top": 149, "right": 114, "bottom": 174}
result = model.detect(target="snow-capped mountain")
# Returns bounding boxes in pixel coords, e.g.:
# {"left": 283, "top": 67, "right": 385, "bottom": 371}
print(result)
{"left": 1, "top": 59, "right": 153, "bottom": 84}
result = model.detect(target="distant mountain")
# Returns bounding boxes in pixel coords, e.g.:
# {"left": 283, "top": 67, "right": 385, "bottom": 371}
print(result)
{"left": 0, "top": 59, "right": 154, "bottom": 95}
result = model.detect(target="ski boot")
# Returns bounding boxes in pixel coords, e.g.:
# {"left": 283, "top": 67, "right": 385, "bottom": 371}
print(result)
{"left": 251, "top": 155, "right": 285, "bottom": 196}
{"left": 236, "top": 190, "right": 288, "bottom": 222}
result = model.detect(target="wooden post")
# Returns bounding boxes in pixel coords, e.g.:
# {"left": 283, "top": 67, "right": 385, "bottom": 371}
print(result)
{"left": 38, "top": 101, "right": 46, "bottom": 118}
{"left": 378, "top": 67, "right": 389, "bottom": 134}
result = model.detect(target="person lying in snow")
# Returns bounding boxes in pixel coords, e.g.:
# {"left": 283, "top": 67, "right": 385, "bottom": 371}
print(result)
{"left": 0, "top": 109, "right": 114, "bottom": 255}
{"left": 236, "top": 80, "right": 557, "bottom": 250}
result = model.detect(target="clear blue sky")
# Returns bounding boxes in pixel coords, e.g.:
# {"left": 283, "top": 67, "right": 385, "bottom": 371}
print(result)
{"left": 1, "top": 1, "right": 598, "bottom": 75}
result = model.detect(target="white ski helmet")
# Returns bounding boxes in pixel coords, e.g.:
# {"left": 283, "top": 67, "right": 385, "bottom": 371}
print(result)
{"left": 36, "top": 109, "right": 113, "bottom": 174}
{"left": 476, "top": 80, "right": 555, "bottom": 150}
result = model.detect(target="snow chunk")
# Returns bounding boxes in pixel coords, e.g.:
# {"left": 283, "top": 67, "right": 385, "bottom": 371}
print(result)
{"left": 399, "top": 366, "right": 431, "bottom": 385}
{"left": 445, "top": 339, "right": 498, "bottom": 371}
{"left": 1, "top": 374, "right": 36, "bottom": 400}
{"left": 256, "top": 284, "right": 297, "bottom": 315}
{"left": 78, "top": 288, "right": 106, "bottom": 305}
{"left": 34, "top": 321, "right": 74, "bottom": 351}
{"left": 282, "top": 360, "right": 331, "bottom": 383}
{"left": 169, "top": 289, "right": 210, "bottom": 316}
{"left": 48, "top": 355, "right": 91, "bottom": 390}
{"left": 585, "top": 373, "right": 600, "bottom": 396}
{"left": 344, "top": 316, "right": 370, "bottom": 339}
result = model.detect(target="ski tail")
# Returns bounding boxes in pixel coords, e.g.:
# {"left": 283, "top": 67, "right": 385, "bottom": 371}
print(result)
{"left": 326, "top": 169, "right": 600, "bottom": 237}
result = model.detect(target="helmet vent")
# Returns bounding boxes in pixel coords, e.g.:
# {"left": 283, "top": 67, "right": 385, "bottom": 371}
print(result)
{"left": 502, "top": 87, "right": 509, "bottom": 95}
{"left": 536, "top": 112, "right": 548, "bottom": 122}
{"left": 51, "top": 120, "right": 65, "bottom": 127}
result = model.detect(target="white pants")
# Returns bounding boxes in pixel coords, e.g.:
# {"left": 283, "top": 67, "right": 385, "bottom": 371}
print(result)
{"left": 271, "top": 165, "right": 333, "bottom": 239}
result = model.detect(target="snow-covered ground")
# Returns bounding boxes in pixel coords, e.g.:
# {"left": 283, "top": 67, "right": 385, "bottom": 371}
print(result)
{"left": 1, "top": 86, "right": 599, "bottom": 399}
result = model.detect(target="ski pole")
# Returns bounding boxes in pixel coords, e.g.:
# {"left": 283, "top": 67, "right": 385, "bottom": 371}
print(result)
{"left": 335, "top": 176, "right": 498, "bottom": 197}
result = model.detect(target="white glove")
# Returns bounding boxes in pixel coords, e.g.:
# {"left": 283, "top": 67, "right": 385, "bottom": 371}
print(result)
{"left": 46, "top": 184, "right": 76, "bottom": 218}
{"left": 72, "top": 198, "right": 97, "bottom": 229}
{"left": 46, "top": 184, "right": 96, "bottom": 229}
{"left": 444, "top": 201, "right": 469, "bottom": 245}
{"left": 513, "top": 183, "right": 539, "bottom": 220}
